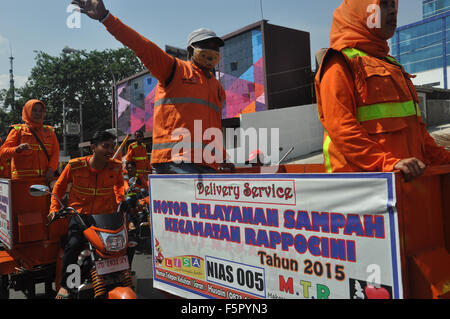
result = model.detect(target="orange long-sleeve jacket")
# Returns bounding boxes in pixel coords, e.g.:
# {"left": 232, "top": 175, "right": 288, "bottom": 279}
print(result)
{"left": 315, "top": 0, "right": 450, "bottom": 173}
{"left": 0, "top": 100, "right": 59, "bottom": 179}
{"left": 102, "top": 14, "right": 226, "bottom": 170}
{"left": 0, "top": 138, "right": 11, "bottom": 179}
{"left": 125, "top": 142, "right": 150, "bottom": 174}
{"left": 50, "top": 156, "right": 124, "bottom": 215}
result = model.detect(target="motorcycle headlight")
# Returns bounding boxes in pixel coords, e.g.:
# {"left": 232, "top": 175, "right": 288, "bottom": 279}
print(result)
{"left": 99, "top": 229, "right": 127, "bottom": 252}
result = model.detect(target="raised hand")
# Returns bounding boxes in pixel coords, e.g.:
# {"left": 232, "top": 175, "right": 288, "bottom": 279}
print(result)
{"left": 71, "top": 0, "right": 108, "bottom": 20}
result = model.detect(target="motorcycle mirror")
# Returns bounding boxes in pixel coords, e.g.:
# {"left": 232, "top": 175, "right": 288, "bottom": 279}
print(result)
{"left": 30, "top": 185, "right": 66, "bottom": 209}
{"left": 29, "top": 185, "right": 50, "bottom": 197}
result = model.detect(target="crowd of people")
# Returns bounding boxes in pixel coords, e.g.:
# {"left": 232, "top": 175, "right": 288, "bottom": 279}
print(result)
{"left": 1, "top": 0, "right": 450, "bottom": 299}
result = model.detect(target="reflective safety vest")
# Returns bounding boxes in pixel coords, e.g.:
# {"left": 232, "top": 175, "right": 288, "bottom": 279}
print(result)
{"left": 316, "top": 47, "right": 432, "bottom": 173}
{"left": 9, "top": 124, "right": 58, "bottom": 179}
{"left": 67, "top": 156, "right": 123, "bottom": 215}
{"left": 340, "top": 48, "right": 421, "bottom": 123}
{"left": 125, "top": 142, "right": 149, "bottom": 175}
{"left": 151, "top": 59, "right": 226, "bottom": 170}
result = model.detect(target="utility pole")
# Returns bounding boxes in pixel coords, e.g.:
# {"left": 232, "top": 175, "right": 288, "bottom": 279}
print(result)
{"left": 260, "top": 0, "right": 264, "bottom": 20}
{"left": 63, "top": 100, "right": 67, "bottom": 156}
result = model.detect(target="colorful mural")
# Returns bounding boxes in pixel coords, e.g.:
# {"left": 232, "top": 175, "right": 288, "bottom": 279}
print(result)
{"left": 218, "top": 28, "right": 266, "bottom": 118}
{"left": 117, "top": 74, "right": 157, "bottom": 135}
{"left": 116, "top": 27, "right": 266, "bottom": 135}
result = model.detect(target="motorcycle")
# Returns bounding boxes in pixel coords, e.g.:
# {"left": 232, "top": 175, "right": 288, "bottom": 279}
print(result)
{"left": 29, "top": 184, "right": 137, "bottom": 299}
{"left": 125, "top": 177, "right": 151, "bottom": 253}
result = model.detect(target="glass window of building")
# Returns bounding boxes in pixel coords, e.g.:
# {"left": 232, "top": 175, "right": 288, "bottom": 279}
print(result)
{"left": 390, "top": 1, "right": 450, "bottom": 88}
{"left": 423, "top": 0, "right": 450, "bottom": 18}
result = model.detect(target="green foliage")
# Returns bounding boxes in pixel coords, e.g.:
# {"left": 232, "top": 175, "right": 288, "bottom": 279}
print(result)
{"left": 0, "top": 48, "right": 144, "bottom": 154}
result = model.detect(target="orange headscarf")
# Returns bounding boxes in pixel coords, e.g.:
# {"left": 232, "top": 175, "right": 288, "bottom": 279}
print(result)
{"left": 22, "top": 99, "right": 45, "bottom": 130}
{"left": 330, "top": 0, "right": 398, "bottom": 57}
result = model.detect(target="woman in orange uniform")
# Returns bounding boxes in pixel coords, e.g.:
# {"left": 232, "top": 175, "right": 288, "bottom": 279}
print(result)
{"left": 49, "top": 130, "right": 124, "bottom": 299}
{"left": 0, "top": 100, "right": 60, "bottom": 246}
{"left": 315, "top": 0, "right": 450, "bottom": 182}
{"left": 0, "top": 99, "right": 59, "bottom": 183}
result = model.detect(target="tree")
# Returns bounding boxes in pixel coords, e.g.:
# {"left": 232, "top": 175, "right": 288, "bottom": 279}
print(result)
{"left": 0, "top": 88, "right": 20, "bottom": 139}
{"left": 1, "top": 47, "right": 144, "bottom": 156}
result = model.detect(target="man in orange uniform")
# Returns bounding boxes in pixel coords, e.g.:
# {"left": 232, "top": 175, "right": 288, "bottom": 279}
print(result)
{"left": 0, "top": 99, "right": 59, "bottom": 184}
{"left": 315, "top": 0, "right": 450, "bottom": 182}
{"left": 125, "top": 131, "right": 150, "bottom": 179}
{"left": 72, "top": 0, "right": 233, "bottom": 174}
{"left": 49, "top": 130, "right": 124, "bottom": 299}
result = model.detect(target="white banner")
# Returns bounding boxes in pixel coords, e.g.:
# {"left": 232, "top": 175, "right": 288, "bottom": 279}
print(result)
{"left": 149, "top": 173, "right": 402, "bottom": 299}
{"left": 0, "top": 179, "right": 12, "bottom": 250}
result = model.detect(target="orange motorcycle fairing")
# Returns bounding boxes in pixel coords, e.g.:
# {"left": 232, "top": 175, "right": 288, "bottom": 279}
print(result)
{"left": 83, "top": 224, "right": 128, "bottom": 258}
{"left": 108, "top": 286, "right": 137, "bottom": 299}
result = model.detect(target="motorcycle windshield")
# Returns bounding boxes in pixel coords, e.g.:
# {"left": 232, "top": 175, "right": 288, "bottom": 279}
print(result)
{"left": 91, "top": 213, "right": 124, "bottom": 231}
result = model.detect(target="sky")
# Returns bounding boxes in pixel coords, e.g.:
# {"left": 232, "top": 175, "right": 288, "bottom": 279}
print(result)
{"left": 0, "top": 0, "right": 424, "bottom": 91}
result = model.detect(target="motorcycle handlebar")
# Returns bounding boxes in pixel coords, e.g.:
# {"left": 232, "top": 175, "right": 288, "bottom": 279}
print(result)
{"left": 47, "top": 207, "right": 80, "bottom": 226}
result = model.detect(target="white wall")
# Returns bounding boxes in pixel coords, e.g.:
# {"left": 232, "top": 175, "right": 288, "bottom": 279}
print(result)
{"left": 412, "top": 68, "right": 446, "bottom": 88}
{"left": 225, "top": 104, "right": 324, "bottom": 165}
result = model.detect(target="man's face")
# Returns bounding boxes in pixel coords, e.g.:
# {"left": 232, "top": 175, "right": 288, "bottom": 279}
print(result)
{"left": 92, "top": 139, "right": 115, "bottom": 161}
{"left": 135, "top": 132, "right": 144, "bottom": 143}
{"left": 376, "top": 0, "right": 398, "bottom": 40}
{"left": 189, "top": 39, "right": 221, "bottom": 70}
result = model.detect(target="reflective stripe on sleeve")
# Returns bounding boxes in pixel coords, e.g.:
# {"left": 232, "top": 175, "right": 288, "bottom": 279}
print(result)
{"left": 154, "top": 97, "right": 221, "bottom": 114}
{"left": 152, "top": 142, "right": 208, "bottom": 151}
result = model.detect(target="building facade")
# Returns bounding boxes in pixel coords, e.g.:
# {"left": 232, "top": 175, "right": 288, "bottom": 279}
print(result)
{"left": 391, "top": 0, "right": 450, "bottom": 88}
{"left": 423, "top": 0, "right": 450, "bottom": 18}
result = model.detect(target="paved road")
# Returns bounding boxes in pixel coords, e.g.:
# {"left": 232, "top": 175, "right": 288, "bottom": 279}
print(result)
{"left": 8, "top": 250, "right": 169, "bottom": 299}
{"left": 133, "top": 251, "right": 168, "bottom": 299}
